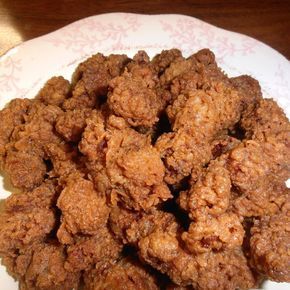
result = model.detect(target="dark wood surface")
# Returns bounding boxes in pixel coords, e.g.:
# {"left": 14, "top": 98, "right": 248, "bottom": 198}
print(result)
{"left": 0, "top": 0, "right": 289, "bottom": 58}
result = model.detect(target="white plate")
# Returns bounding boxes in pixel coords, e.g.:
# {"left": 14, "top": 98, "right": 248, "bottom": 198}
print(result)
{"left": 0, "top": 13, "right": 289, "bottom": 289}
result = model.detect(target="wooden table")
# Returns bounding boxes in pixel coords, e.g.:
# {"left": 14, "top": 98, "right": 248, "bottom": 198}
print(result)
{"left": 0, "top": 0, "right": 289, "bottom": 58}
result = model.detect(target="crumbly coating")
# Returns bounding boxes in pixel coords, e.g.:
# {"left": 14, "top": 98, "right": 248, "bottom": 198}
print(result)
{"left": 228, "top": 141, "right": 289, "bottom": 216}
{"left": 108, "top": 51, "right": 167, "bottom": 128}
{"left": 250, "top": 205, "right": 290, "bottom": 282}
{"left": 230, "top": 74, "right": 262, "bottom": 112}
{"left": 105, "top": 129, "right": 171, "bottom": 210}
{"left": 182, "top": 212, "right": 244, "bottom": 253}
{"left": 156, "top": 74, "right": 243, "bottom": 184}
{"left": 4, "top": 179, "right": 58, "bottom": 212}
{"left": 0, "top": 98, "right": 31, "bottom": 167}
{"left": 63, "top": 53, "right": 129, "bottom": 110}
{"left": 0, "top": 48, "right": 289, "bottom": 289}
{"left": 0, "top": 209, "right": 55, "bottom": 255}
{"left": 0, "top": 181, "right": 57, "bottom": 259}
{"left": 36, "top": 76, "right": 70, "bottom": 106}
{"left": 45, "top": 143, "right": 82, "bottom": 180}
{"left": 184, "top": 158, "right": 231, "bottom": 220}
{"left": 83, "top": 257, "right": 159, "bottom": 290}
{"left": 55, "top": 108, "right": 92, "bottom": 142}
{"left": 65, "top": 228, "right": 122, "bottom": 272}
{"left": 2, "top": 101, "right": 62, "bottom": 190}
{"left": 152, "top": 49, "right": 184, "bottom": 74}
{"left": 109, "top": 206, "right": 141, "bottom": 243}
{"left": 0, "top": 187, "right": 57, "bottom": 286}
{"left": 240, "top": 98, "right": 290, "bottom": 142}
{"left": 19, "top": 243, "right": 80, "bottom": 290}
{"left": 109, "top": 207, "right": 178, "bottom": 246}
{"left": 80, "top": 117, "right": 172, "bottom": 210}
{"left": 137, "top": 212, "right": 256, "bottom": 289}
{"left": 57, "top": 175, "right": 110, "bottom": 241}
{"left": 4, "top": 151, "right": 47, "bottom": 190}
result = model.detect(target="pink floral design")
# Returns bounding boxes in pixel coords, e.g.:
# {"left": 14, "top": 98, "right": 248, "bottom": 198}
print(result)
{"left": 160, "top": 17, "right": 258, "bottom": 60}
{"left": 0, "top": 56, "right": 23, "bottom": 94}
{"left": 47, "top": 14, "right": 141, "bottom": 54}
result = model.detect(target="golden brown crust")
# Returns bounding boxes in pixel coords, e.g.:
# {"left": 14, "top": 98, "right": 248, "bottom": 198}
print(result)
{"left": 0, "top": 49, "right": 289, "bottom": 289}
{"left": 250, "top": 204, "right": 290, "bottom": 282}
{"left": 56, "top": 175, "right": 110, "bottom": 240}
{"left": 36, "top": 76, "right": 70, "bottom": 107}
{"left": 83, "top": 257, "right": 159, "bottom": 290}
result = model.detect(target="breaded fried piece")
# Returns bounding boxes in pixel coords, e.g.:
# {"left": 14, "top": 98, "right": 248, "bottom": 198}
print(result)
{"left": 0, "top": 98, "right": 31, "bottom": 167}
{"left": 152, "top": 49, "right": 184, "bottom": 75}
{"left": 192, "top": 249, "right": 257, "bottom": 290}
{"left": 57, "top": 175, "right": 110, "bottom": 243}
{"left": 55, "top": 108, "right": 92, "bottom": 142}
{"left": 19, "top": 243, "right": 80, "bottom": 290}
{"left": 36, "top": 76, "right": 70, "bottom": 106}
{"left": 65, "top": 228, "right": 122, "bottom": 272}
{"left": 156, "top": 82, "right": 242, "bottom": 184}
{"left": 250, "top": 204, "right": 290, "bottom": 282}
{"left": 4, "top": 151, "right": 47, "bottom": 190}
{"left": 104, "top": 128, "right": 171, "bottom": 210}
{"left": 136, "top": 212, "right": 256, "bottom": 289}
{"left": 63, "top": 53, "right": 129, "bottom": 110}
{"left": 230, "top": 75, "right": 262, "bottom": 113}
{"left": 0, "top": 184, "right": 57, "bottom": 283}
{"left": 240, "top": 98, "right": 290, "bottom": 142}
{"left": 230, "top": 98, "right": 290, "bottom": 216}
{"left": 109, "top": 207, "right": 177, "bottom": 245}
{"left": 45, "top": 143, "right": 82, "bottom": 180}
{"left": 109, "top": 206, "right": 141, "bottom": 243}
{"left": 0, "top": 209, "right": 55, "bottom": 256}
{"left": 4, "top": 179, "right": 58, "bottom": 212}
{"left": 3, "top": 101, "right": 62, "bottom": 190}
{"left": 108, "top": 51, "right": 168, "bottom": 128}
{"left": 179, "top": 157, "right": 231, "bottom": 219}
{"left": 80, "top": 114, "right": 172, "bottom": 210}
{"left": 161, "top": 49, "right": 226, "bottom": 97}
{"left": 181, "top": 212, "right": 244, "bottom": 254}
{"left": 83, "top": 257, "right": 159, "bottom": 290}
{"left": 228, "top": 141, "right": 289, "bottom": 217}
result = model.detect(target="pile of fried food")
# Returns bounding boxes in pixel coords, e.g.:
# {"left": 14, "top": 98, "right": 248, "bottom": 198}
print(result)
{"left": 0, "top": 48, "right": 289, "bottom": 290}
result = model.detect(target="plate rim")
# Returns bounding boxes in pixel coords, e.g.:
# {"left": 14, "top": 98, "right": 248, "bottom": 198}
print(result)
{"left": 0, "top": 12, "right": 289, "bottom": 62}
